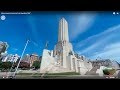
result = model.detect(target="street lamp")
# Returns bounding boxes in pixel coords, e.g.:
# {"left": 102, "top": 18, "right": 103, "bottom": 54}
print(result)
{"left": 12, "top": 40, "right": 30, "bottom": 78}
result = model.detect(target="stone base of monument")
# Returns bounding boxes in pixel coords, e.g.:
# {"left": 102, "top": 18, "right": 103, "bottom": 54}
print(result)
{"left": 47, "top": 66, "right": 75, "bottom": 73}
{"left": 41, "top": 64, "right": 75, "bottom": 74}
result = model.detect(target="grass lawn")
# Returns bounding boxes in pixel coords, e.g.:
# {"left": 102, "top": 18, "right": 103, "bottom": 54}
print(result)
{"left": 41, "top": 72, "right": 80, "bottom": 78}
{"left": 45, "top": 72, "right": 80, "bottom": 75}
{"left": 16, "top": 72, "right": 80, "bottom": 78}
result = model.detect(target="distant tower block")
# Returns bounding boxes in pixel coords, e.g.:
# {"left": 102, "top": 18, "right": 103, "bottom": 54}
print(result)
{"left": 58, "top": 18, "right": 69, "bottom": 42}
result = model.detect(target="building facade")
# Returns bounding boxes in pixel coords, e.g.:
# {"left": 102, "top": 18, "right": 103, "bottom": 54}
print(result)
{"left": 91, "top": 59, "right": 120, "bottom": 69}
{"left": 30, "top": 54, "right": 39, "bottom": 67}
{"left": 22, "top": 54, "right": 30, "bottom": 63}
{"left": 2, "top": 54, "right": 20, "bottom": 62}
{"left": 0, "top": 42, "right": 8, "bottom": 55}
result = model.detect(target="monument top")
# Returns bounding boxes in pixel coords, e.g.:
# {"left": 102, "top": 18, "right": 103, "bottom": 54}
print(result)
{"left": 60, "top": 17, "right": 67, "bottom": 22}
{"left": 58, "top": 17, "right": 69, "bottom": 42}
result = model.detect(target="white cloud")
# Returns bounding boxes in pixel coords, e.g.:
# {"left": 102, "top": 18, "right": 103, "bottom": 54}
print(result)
{"left": 75, "top": 24, "right": 120, "bottom": 61}
{"left": 104, "top": 42, "right": 120, "bottom": 51}
{"left": 89, "top": 42, "right": 120, "bottom": 61}
{"left": 70, "top": 12, "right": 97, "bottom": 41}
{"left": 76, "top": 24, "right": 120, "bottom": 49}
{"left": 76, "top": 24, "right": 120, "bottom": 54}
{"left": 13, "top": 48, "right": 18, "bottom": 51}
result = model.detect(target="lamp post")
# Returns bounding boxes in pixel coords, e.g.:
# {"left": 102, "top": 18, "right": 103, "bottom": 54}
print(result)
{"left": 12, "top": 40, "right": 30, "bottom": 78}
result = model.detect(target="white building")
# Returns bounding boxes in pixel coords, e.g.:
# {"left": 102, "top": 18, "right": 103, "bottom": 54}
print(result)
{"left": 2, "top": 54, "right": 20, "bottom": 62}
{"left": 40, "top": 18, "right": 93, "bottom": 74}
{"left": 0, "top": 41, "right": 8, "bottom": 54}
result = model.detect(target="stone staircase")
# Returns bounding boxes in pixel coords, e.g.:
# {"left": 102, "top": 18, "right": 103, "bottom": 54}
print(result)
{"left": 85, "top": 66, "right": 100, "bottom": 75}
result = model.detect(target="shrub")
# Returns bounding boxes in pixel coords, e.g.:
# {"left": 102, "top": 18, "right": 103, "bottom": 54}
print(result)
{"left": 103, "top": 68, "right": 116, "bottom": 75}
{"left": 32, "top": 61, "right": 40, "bottom": 70}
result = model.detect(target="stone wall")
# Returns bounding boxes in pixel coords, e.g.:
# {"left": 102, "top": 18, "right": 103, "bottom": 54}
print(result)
{"left": 76, "top": 59, "right": 93, "bottom": 75}
{"left": 40, "top": 49, "right": 56, "bottom": 73}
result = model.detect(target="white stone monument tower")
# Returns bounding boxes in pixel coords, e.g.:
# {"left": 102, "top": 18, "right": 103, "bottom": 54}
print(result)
{"left": 53, "top": 18, "right": 73, "bottom": 68}
{"left": 40, "top": 17, "right": 93, "bottom": 74}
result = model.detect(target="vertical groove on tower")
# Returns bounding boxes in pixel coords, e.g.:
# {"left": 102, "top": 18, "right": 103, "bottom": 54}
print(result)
{"left": 63, "top": 18, "right": 64, "bottom": 41}
{"left": 62, "top": 18, "right": 63, "bottom": 41}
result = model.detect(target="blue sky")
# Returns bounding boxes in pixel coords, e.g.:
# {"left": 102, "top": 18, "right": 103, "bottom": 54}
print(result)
{"left": 0, "top": 11, "right": 120, "bottom": 62}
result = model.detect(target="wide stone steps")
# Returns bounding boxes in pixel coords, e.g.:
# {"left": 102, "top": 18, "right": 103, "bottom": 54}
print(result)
{"left": 85, "top": 66, "right": 100, "bottom": 75}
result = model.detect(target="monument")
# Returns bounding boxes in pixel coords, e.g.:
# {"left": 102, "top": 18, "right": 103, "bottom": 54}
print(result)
{"left": 40, "top": 18, "right": 93, "bottom": 74}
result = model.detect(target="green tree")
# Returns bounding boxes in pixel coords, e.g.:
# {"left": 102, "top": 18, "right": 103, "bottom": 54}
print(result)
{"left": 32, "top": 61, "right": 40, "bottom": 69}
{"left": 103, "top": 68, "right": 116, "bottom": 75}
{"left": 2, "top": 61, "right": 12, "bottom": 70}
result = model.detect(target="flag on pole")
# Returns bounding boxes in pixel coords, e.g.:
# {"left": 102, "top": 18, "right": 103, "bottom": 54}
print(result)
{"left": 45, "top": 41, "right": 49, "bottom": 49}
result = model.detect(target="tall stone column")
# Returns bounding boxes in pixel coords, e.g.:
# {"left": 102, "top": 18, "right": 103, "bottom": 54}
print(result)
{"left": 55, "top": 18, "right": 73, "bottom": 69}
{"left": 58, "top": 18, "right": 69, "bottom": 42}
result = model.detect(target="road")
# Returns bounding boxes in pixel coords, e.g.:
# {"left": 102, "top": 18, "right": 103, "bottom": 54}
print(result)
{"left": 0, "top": 72, "right": 8, "bottom": 79}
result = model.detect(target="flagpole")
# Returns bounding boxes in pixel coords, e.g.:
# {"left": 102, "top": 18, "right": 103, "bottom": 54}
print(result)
{"left": 12, "top": 40, "right": 29, "bottom": 78}
{"left": 45, "top": 41, "right": 49, "bottom": 49}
